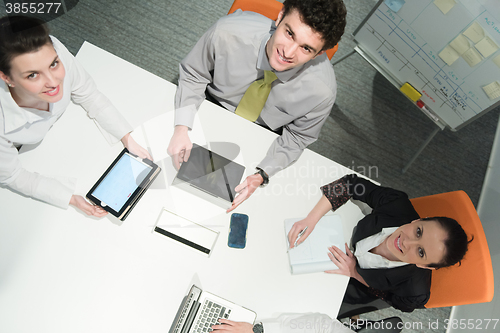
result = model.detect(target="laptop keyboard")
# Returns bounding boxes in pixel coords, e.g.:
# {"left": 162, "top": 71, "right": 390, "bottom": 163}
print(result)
{"left": 192, "top": 299, "right": 231, "bottom": 333}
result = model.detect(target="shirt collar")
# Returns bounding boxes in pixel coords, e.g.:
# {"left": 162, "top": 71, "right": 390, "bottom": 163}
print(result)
{"left": 1, "top": 80, "right": 52, "bottom": 134}
{"left": 256, "top": 21, "right": 304, "bottom": 83}
{"left": 355, "top": 227, "right": 409, "bottom": 269}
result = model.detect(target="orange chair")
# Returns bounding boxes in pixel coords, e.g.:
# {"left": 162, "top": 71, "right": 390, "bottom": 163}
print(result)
{"left": 228, "top": 0, "right": 338, "bottom": 60}
{"left": 410, "top": 191, "right": 494, "bottom": 308}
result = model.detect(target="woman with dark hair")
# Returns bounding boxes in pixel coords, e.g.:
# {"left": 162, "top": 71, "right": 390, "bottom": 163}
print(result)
{"left": 287, "top": 174, "right": 470, "bottom": 317}
{"left": 0, "top": 16, "right": 151, "bottom": 217}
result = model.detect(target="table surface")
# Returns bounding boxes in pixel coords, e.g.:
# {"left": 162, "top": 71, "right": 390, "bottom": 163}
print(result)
{"left": 0, "top": 42, "right": 372, "bottom": 333}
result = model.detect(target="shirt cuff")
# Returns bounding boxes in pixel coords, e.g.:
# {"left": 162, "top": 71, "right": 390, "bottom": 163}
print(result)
{"left": 320, "top": 176, "right": 351, "bottom": 211}
{"left": 261, "top": 320, "right": 280, "bottom": 333}
{"left": 36, "top": 176, "right": 77, "bottom": 209}
{"left": 256, "top": 154, "right": 287, "bottom": 178}
{"left": 174, "top": 105, "right": 197, "bottom": 129}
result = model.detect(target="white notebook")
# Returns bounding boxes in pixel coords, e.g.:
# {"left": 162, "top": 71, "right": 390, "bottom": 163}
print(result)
{"left": 284, "top": 215, "right": 345, "bottom": 275}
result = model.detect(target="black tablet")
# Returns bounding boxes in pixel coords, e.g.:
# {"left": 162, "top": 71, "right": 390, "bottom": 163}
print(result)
{"left": 86, "top": 148, "right": 160, "bottom": 220}
{"left": 172, "top": 143, "right": 245, "bottom": 208}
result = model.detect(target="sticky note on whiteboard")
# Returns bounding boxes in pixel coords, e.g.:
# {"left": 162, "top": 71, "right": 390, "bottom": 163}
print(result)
{"left": 400, "top": 83, "right": 422, "bottom": 102}
{"left": 464, "top": 22, "right": 485, "bottom": 44}
{"left": 475, "top": 36, "right": 499, "bottom": 58}
{"left": 493, "top": 54, "right": 500, "bottom": 69}
{"left": 449, "top": 35, "right": 470, "bottom": 55}
{"left": 462, "top": 47, "right": 483, "bottom": 67}
{"left": 439, "top": 45, "right": 460, "bottom": 66}
{"left": 434, "top": 0, "right": 456, "bottom": 15}
{"left": 482, "top": 82, "right": 500, "bottom": 100}
{"left": 385, "top": 0, "right": 405, "bottom": 12}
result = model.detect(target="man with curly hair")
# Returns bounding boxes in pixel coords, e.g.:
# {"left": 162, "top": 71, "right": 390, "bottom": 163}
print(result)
{"left": 168, "top": 0, "right": 347, "bottom": 211}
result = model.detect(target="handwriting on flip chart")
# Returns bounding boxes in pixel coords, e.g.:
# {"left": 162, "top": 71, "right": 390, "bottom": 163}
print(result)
{"left": 353, "top": 0, "right": 500, "bottom": 130}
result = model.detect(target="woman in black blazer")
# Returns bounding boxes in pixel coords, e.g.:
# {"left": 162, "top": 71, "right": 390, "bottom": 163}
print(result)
{"left": 287, "top": 174, "right": 470, "bottom": 317}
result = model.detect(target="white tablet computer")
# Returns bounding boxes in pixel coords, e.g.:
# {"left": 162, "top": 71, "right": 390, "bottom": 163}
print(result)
{"left": 86, "top": 148, "right": 160, "bottom": 220}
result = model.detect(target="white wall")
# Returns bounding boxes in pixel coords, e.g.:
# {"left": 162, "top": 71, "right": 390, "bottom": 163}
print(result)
{"left": 447, "top": 116, "right": 500, "bottom": 333}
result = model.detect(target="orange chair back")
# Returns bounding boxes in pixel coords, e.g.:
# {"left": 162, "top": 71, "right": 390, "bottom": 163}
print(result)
{"left": 410, "top": 191, "right": 494, "bottom": 308}
{"left": 228, "top": 0, "right": 338, "bottom": 60}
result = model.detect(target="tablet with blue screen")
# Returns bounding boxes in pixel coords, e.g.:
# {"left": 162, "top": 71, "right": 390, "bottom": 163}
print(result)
{"left": 86, "top": 149, "right": 160, "bottom": 220}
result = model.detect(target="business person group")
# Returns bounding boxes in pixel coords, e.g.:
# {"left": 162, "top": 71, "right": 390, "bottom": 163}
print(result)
{"left": 0, "top": 1, "right": 471, "bottom": 333}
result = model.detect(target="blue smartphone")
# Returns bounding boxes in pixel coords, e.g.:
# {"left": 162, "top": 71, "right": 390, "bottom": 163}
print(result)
{"left": 228, "top": 213, "right": 249, "bottom": 249}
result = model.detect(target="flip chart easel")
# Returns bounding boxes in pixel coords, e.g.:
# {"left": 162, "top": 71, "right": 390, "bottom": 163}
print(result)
{"left": 334, "top": 0, "right": 500, "bottom": 172}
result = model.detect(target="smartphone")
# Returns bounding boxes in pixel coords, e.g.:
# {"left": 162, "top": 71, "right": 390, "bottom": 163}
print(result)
{"left": 228, "top": 213, "right": 249, "bottom": 249}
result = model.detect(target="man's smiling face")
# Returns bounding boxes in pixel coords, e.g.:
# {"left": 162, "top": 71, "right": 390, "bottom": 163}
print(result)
{"left": 266, "top": 8, "right": 325, "bottom": 72}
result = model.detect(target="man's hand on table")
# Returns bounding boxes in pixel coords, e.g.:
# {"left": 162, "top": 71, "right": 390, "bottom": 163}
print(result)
{"left": 226, "top": 173, "right": 263, "bottom": 213}
{"left": 70, "top": 195, "right": 108, "bottom": 217}
{"left": 211, "top": 319, "right": 253, "bottom": 333}
{"left": 121, "top": 133, "right": 153, "bottom": 160}
{"left": 167, "top": 125, "right": 192, "bottom": 170}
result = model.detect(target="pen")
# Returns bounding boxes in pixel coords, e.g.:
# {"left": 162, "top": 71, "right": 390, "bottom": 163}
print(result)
{"left": 416, "top": 100, "right": 439, "bottom": 123}
{"left": 293, "top": 226, "right": 308, "bottom": 248}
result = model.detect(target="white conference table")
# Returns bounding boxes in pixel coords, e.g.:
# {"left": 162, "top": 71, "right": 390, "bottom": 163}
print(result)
{"left": 0, "top": 42, "right": 372, "bottom": 333}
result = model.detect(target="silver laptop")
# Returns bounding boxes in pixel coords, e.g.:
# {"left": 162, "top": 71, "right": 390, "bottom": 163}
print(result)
{"left": 172, "top": 285, "right": 256, "bottom": 333}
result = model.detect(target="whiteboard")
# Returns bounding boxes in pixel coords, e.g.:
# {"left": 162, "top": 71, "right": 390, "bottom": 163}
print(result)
{"left": 353, "top": 0, "right": 500, "bottom": 130}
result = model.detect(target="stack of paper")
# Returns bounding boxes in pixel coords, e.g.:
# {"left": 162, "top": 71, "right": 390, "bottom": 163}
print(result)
{"left": 284, "top": 215, "right": 345, "bottom": 275}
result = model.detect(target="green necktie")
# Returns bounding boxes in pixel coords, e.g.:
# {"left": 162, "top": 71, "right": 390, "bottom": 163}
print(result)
{"left": 235, "top": 70, "right": 278, "bottom": 122}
